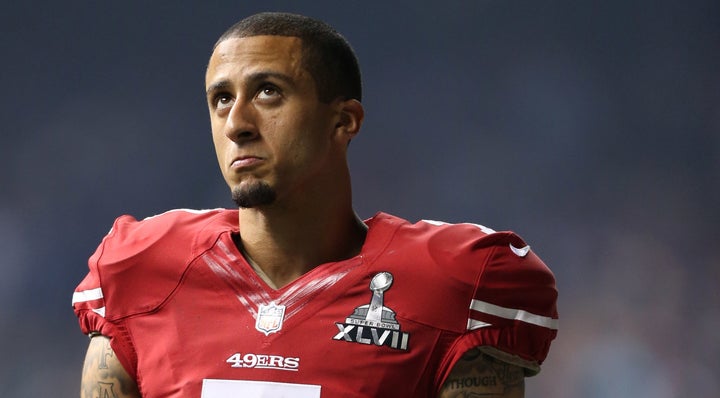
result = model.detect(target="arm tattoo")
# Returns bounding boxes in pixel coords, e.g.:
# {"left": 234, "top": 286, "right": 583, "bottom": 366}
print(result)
{"left": 439, "top": 349, "right": 525, "bottom": 398}
{"left": 96, "top": 382, "right": 121, "bottom": 398}
{"left": 99, "top": 339, "right": 113, "bottom": 369}
{"left": 81, "top": 336, "right": 140, "bottom": 398}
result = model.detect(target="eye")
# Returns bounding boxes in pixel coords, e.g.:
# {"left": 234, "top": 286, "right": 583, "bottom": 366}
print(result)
{"left": 213, "top": 94, "right": 234, "bottom": 110}
{"left": 256, "top": 85, "right": 281, "bottom": 101}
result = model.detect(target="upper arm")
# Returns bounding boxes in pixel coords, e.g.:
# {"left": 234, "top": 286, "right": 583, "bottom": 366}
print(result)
{"left": 81, "top": 335, "right": 141, "bottom": 398}
{"left": 438, "top": 348, "right": 525, "bottom": 398}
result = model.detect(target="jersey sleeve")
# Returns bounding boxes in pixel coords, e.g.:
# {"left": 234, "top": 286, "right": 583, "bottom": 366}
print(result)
{"left": 451, "top": 231, "right": 558, "bottom": 376}
{"left": 71, "top": 208, "right": 233, "bottom": 380}
{"left": 72, "top": 215, "right": 141, "bottom": 379}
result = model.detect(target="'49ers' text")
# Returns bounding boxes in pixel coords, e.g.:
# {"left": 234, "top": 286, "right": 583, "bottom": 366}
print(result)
{"left": 226, "top": 353, "right": 300, "bottom": 371}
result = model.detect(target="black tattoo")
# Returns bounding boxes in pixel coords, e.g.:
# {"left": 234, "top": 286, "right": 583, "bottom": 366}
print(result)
{"left": 486, "top": 354, "right": 524, "bottom": 388}
{"left": 440, "top": 350, "right": 524, "bottom": 397}
{"left": 445, "top": 375, "right": 498, "bottom": 390}
{"left": 99, "top": 339, "right": 114, "bottom": 370}
{"left": 82, "top": 337, "right": 141, "bottom": 398}
{"left": 98, "top": 381, "right": 120, "bottom": 398}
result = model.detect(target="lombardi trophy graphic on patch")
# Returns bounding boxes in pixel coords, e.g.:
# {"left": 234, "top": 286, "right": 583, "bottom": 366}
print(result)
{"left": 333, "top": 272, "right": 410, "bottom": 350}
{"left": 367, "top": 272, "right": 392, "bottom": 322}
{"left": 348, "top": 272, "right": 398, "bottom": 327}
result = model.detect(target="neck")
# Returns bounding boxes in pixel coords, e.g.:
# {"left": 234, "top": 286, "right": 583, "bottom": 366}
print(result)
{"left": 236, "top": 188, "right": 367, "bottom": 289}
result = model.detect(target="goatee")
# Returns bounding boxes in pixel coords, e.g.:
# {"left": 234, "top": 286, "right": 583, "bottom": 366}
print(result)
{"left": 231, "top": 181, "right": 277, "bottom": 208}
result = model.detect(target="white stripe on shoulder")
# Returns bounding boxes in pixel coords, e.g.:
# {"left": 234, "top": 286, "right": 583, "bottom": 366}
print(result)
{"left": 421, "top": 219, "right": 447, "bottom": 226}
{"left": 72, "top": 287, "right": 104, "bottom": 304}
{"left": 92, "top": 307, "right": 106, "bottom": 317}
{"left": 143, "top": 208, "right": 226, "bottom": 220}
{"left": 464, "top": 222, "right": 497, "bottom": 234}
{"left": 467, "top": 319, "right": 493, "bottom": 330}
{"left": 509, "top": 243, "right": 531, "bottom": 257}
{"left": 421, "top": 219, "right": 497, "bottom": 234}
{"left": 469, "top": 299, "right": 559, "bottom": 330}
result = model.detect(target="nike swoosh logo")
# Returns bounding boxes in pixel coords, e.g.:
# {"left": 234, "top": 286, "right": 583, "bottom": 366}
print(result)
{"left": 509, "top": 244, "right": 530, "bottom": 257}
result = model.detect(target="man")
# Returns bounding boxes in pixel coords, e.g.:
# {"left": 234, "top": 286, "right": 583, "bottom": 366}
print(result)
{"left": 73, "top": 12, "right": 558, "bottom": 398}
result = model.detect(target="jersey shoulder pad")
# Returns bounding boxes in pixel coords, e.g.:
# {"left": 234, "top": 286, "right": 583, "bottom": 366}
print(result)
{"left": 89, "top": 208, "right": 235, "bottom": 319}
{"left": 408, "top": 218, "right": 558, "bottom": 374}
{"left": 412, "top": 218, "right": 525, "bottom": 274}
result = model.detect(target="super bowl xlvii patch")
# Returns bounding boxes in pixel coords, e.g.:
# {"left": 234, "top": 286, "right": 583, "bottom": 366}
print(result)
{"left": 332, "top": 272, "right": 410, "bottom": 350}
{"left": 256, "top": 302, "right": 286, "bottom": 336}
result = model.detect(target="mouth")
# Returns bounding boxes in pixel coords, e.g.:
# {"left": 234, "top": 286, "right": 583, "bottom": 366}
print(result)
{"left": 230, "top": 156, "right": 263, "bottom": 170}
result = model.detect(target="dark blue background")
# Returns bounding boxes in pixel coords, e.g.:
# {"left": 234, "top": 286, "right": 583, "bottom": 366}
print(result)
{"left": 2, "top": 1, "right": 718, "bottom": 396}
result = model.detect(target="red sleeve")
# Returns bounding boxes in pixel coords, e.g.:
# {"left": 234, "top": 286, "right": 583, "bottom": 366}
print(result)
{"left": 447, "top": 231, "right": 558, "bottom": 376}
{"left": 72, "top": 215, "right": 139, "bottom": 380}
{"left": 71, "top": 209, "right": 233, "bottom": 380}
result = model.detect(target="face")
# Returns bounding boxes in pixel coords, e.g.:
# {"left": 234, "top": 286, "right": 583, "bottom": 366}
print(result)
{"left": 205, "top": 36, "right": 351, "bottom": 208}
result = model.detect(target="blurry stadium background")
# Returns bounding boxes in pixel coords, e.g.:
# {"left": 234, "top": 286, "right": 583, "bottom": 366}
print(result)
{"left": 1, "top": 1, "right": 718, "bottom": 396}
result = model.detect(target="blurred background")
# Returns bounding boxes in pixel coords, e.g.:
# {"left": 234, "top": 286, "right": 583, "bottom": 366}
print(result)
{"left": 2, "top": 0, "right": 718, "bottom": 396}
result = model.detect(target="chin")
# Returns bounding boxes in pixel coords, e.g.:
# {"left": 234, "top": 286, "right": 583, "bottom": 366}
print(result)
{"left": 231, "top": 181, "right": 277, "bottom": 208}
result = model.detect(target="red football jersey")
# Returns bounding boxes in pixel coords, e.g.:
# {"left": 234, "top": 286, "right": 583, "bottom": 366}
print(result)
{"left": 72, "top": 209, "right": 558, "bottom": 397}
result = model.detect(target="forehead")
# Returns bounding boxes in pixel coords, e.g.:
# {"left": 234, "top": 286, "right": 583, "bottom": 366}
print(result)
{"left": 205, "top": 36, "right": 306, "bottom": 86}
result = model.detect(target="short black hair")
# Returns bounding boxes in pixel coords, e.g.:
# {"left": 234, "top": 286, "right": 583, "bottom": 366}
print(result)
{"left": 216, "top": 12, "right": 362, "bottom": 103}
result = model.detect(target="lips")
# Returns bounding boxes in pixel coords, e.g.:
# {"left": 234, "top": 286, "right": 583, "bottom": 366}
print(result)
{"left": 230, "top": 156, "right": 263, "bottom": 169}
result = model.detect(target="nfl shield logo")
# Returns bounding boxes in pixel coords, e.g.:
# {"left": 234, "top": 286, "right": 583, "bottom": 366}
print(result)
{"left": 255, "top": 302, "right": 286, "bottom": 335}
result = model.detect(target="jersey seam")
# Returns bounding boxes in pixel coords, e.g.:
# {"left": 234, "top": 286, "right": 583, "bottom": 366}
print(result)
{"left": 92, "top": 217, "right": 119, "bottom": 322}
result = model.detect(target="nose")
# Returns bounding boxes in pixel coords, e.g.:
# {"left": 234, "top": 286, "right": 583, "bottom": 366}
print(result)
{"left": 223, "top": 100, "right": 259, "bottom": 143}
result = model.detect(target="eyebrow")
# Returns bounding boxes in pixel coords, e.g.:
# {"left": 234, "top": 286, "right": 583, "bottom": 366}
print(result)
{"left": 206, "top": 80, "right": 232, "bottom": 97}
{"left": 206, "top": 72, "right": 295, "bottom": 97}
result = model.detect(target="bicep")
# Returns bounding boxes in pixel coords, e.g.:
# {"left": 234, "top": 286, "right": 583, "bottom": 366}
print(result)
{"left": 81, "top": 335, "right": 141, "bottom": 398}
{"left": 438, "top": 348, "right": 525, "bottom": 398}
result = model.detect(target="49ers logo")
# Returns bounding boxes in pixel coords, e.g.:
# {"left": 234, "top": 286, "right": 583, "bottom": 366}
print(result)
{"left": 226, "top": 352, "right": 300, "bottom": 371}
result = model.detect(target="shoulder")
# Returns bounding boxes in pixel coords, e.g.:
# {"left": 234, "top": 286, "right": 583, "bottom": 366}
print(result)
{"left": 104, "top": 208, "right": 234, "bottom": 250}
{"left": 370, "top": 214, "right": 557, "bottom": 350}
{"left": 372, "top": 212, "right": 535, "bottom": 273}
{"left": 374, "top": 212, "right": 520, "bottom": 245}
{"left": 86, "top": 208, "right": 236, "bottom": 319}
{"left": 371, "top": 215, "right": 559, "bottom": 379}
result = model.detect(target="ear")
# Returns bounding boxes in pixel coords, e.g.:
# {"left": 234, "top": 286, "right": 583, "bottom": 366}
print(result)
{"left": 334, "top": 99, "right": 364, "bottom": 144}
